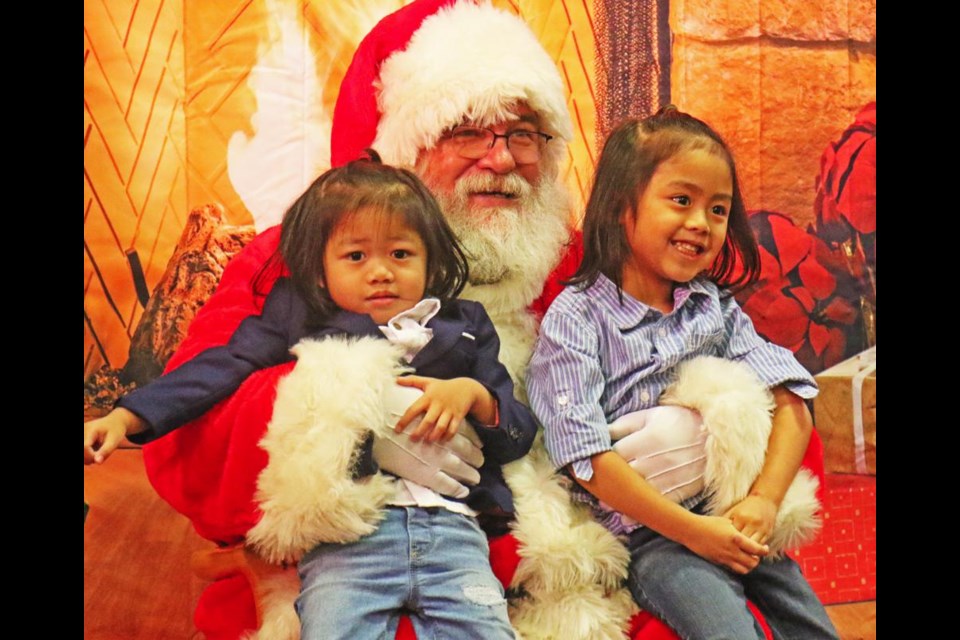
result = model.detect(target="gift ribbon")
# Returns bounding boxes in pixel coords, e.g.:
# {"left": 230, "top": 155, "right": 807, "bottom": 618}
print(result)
{"left": 851, "top": 346, "right": 876, "bottom": 474}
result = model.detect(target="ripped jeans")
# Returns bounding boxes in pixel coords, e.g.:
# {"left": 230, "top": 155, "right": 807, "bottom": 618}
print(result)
{"left": 297, "top": 506, "right": 515, "bottom": 640}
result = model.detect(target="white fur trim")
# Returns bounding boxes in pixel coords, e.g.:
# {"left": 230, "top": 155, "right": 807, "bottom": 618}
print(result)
{"left": 509, "top": 583, "right": 637, "bottom": 640}
{"left": 374, "top": 1, "right": 573, "bottom": 168}
{"left": 504, "top": 444, "right": 637, "bottom": 639}
{"left": 507, "top": 443, "right": 629, "bottom": 595}
{"left": 247, "top": 337, "right": 406, "bottom": 564}
{"left": 661, "top": 356, "right": 822, "bottom": 555}
{"left": 241, "top": 569, "right": 300, "bottom": 640}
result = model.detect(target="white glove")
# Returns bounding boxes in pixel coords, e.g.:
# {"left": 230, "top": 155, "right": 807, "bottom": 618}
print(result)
{"left": 610, "top": 406, "right": 707, "bottom": 504}
{"left": 373, "top": 383, "right": 485, "bottom": 499}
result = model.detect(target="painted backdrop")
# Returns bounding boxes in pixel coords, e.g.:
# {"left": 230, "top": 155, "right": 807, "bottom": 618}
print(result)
{"left": 84, "top": 0, "right": 876, "bottom": 382}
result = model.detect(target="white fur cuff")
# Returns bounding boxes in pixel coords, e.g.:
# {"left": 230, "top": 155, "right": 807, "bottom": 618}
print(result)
{"left": 247, "top": 337, "right": 407, "bottom": 564}
{"left": 661, "top": 356, "right": 822, "bottom": 555}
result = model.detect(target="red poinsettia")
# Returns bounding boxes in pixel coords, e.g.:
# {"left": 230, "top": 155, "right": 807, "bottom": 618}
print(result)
{"left": 735, "top": 105, "right": 875, "bottom": 374}
{"left": 812, "top": 101, "right": 876, "bottom": 348}
{"left": 735, "top": 211, "right": 858, "bottom": 374}
{"left": 815, "top": 102, "right": 876, "bottom": 244}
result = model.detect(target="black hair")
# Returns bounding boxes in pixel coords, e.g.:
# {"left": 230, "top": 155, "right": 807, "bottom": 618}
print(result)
{"left": 256, "top": 149, "right": 468, "bottom": 324}
{"left": 567, "top": 106, "right": 760, "bottom": 296}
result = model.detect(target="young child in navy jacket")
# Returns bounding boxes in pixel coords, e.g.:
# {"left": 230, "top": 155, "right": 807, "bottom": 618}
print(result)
{"left": 84, "top": 153, "right": 535, "bottom": 640}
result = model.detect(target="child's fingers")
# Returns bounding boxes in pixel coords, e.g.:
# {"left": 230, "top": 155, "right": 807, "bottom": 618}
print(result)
{"left": 725, "top": 536, "right": 763, "bottom": 573}
{"left": 745, "top": 529, "right": 768, "bottom": 546}
{"left": 426, "top": 414, "right": 461, "bottom": 443}
{"left": 83, "top": 423, "right": 105, "bottom": 449}
{"left": 395, "top": 398, "right": 429, "bottom": 433}
{"left": 725, "top": 554, "right": 761, "bottom": 575}
{"left": 85, "top": 438, "right": 111, "bottom": 465}
{"left": 441, "top": 417, "right": 461, "bottom": 442}
{"left": 425, "top": 413, "right": 450, "bottom": 443}
{"left": 84, "top": 426, "right": 103, "bottom": 464}
{"left": 410, "top": 405, "right": 442, "bottom": 441}
{"left": 396, "top": 375, "right": 428, "bottom": 390}
{"left": 736, "top": 522, "right": 771, "bottom": 548}
{"left": 95, "top": 431, "right": 125, "bottom": 464}
{"left": 735, "top": 533, "right": 769, "bottom": 557}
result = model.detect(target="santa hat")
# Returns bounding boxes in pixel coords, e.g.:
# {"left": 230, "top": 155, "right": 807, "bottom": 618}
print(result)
{"left": 330, "top": 0, "right": 573, "bottom": 171}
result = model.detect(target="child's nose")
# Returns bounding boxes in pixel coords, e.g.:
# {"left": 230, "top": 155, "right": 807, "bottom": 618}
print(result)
{"left": 685, "top": 208, "right": 709, "bottom": 230}
{"left": 367, "top": 260, "right": 394, "bottom": 283}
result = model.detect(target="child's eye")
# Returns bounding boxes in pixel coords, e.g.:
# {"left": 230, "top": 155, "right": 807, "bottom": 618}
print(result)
{"left": 391, "top": 249, "right": 411, "bottom": 259}
{"left": 672, "top": 195, "right": 691, "bottom": 206}
{"left": 345, "top": 251, "right": 364, "bottom": 261}
{"left": 711, "top": 205, "right": 729, "bottom": 217}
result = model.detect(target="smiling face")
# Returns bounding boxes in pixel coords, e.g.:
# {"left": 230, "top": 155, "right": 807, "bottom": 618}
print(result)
{"left": 620, "top": 147, "right": 733, "bottom": 311}
{"left": 414, "top": 103, "right": 571, "bottom": 287}
{"left": 321, "top": 208, "right": 428, "bottom": 324}
{"left": 415, "top": 103, "right": 544, "bottom": 212}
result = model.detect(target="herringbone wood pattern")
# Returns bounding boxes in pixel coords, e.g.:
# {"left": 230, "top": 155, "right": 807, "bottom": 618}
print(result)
{"left": 83, "top": 0, "right": 603, "bottom": 376}
{"left": 84, "top": 0, "right": 186, "bottom": 378}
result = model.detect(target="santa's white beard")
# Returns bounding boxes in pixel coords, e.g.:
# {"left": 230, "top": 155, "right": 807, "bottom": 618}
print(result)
{"left": 419, "top": 169, "right": 572, "bottom": 386}
{"left": 425, "top": 172, "right": 571, "bottom": 300}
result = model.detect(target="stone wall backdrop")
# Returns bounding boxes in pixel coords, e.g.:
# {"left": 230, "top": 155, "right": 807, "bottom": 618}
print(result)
{"left": 670, "top": 0, "right": 876, "bottom": 227}
{"left": 84, "top": 0, "right": 187, "bottom": 380}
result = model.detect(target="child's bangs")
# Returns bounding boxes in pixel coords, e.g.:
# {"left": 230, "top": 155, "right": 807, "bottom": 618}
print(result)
{"left": 322, "top": 181, "right": 410, "bottom": 230}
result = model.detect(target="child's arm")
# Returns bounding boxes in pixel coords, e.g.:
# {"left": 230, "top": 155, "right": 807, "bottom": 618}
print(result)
{"left": 85, "top": 279, "right": 302, "bottom": 461}
{"left": 529, "top": 303, "right": 768, "bottom": 573}
{"left": 576, "top": 451, "right": 768, "bottom": 574}
{"left": 83, "top": 407, "right": 148, "bottom": 464}
{"left": 723, "top": 385, "right": 813, "bottom": 544}
{"left": 718, "top": 293, "right": 818, "bottom": 544}
{"left": 394, "top": 301, "right": 537, "bottom": 462}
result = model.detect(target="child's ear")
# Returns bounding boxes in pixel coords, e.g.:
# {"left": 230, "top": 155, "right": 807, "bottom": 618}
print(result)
{"left": 316, "top": 276, "right": 325, "bottom": 288}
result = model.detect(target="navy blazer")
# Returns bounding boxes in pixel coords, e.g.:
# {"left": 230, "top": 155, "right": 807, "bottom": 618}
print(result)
{"left": 120, "top": 278, "right": 537, "bottom": 515}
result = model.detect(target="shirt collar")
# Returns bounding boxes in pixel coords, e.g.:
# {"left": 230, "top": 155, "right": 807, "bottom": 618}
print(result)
{"left": 323, "top": 309, "right": 384, "bottom": 337}
{"left": 589, "top": 273, "right": 714, "bottom": 331}
{"left": 321, "top": 301, "right": 447, "bottom": 339}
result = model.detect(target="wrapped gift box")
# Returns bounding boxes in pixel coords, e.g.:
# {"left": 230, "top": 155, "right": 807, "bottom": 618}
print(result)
{"left": 788, "top": 473, "right": 876, "bottom": 605}
{"left": 813, "top": 347, "right": 876, "bottom": 475}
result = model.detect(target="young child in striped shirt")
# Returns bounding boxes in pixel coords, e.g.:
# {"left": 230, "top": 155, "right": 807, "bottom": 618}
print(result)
{"left": 527, "top": 107, "right": 839, "bottom": 639}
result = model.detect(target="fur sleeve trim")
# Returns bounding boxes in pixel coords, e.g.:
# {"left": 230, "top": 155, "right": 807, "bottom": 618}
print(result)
{"left": 246, "top": 336, "right": 406, "bottom": 564}
{"left": 661, "top": 356, "right": 822, "bottom": 555}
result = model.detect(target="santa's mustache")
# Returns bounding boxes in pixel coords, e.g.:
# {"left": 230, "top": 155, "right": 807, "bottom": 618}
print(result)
{"left": 453, "top": 172, "right": 533, "bottom": 202}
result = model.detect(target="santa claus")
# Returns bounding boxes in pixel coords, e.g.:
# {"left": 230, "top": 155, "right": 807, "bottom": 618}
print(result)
{"left": 139, "top": 1, "right": 823, "bottom": 638}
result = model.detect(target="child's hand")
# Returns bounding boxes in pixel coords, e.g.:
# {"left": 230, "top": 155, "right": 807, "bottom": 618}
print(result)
{"left": 84, "top": 408, "right": 146, "bottom": 465}
{"left": 723, "top": 494, "right": 778, "bottom": 546}
{"left": 394, "top": 376, "right": 495, "bottom": 443}
{"left": 683, "top": 515, "right": 769, "bottom": 575}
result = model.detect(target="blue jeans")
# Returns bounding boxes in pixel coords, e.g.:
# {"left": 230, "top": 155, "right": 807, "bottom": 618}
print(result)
{"left": 626, "top": 520, "right": 839, "bottom": 640}
{"left": 296, "top": 506, "right": 515, "bottom": 640}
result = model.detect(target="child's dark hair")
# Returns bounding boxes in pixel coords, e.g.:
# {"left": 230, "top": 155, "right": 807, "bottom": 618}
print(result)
{"left": 568, "top": 106, "right": 760, "bottom": 294}
{"left": 263, "top": 149, "right": 469, "bottom": 323}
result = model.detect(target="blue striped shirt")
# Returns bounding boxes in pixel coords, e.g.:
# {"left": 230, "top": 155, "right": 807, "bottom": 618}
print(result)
{"left": 526, "top": 274, "right": 817, "bottom": 535}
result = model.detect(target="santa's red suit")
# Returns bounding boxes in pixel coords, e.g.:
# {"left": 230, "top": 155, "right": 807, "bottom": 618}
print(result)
{"left": 142, "top": 2, "right": 824, "bottom": 638}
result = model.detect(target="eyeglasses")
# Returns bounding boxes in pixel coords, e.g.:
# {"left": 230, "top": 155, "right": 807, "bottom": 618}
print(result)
{"left": 441, "top": 126, "right": 553, "bottom": 164}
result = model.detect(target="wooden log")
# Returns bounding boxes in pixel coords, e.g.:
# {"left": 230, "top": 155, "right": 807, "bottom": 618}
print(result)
{"left": 120, "top": 204, "right": 256, "bottom": 386}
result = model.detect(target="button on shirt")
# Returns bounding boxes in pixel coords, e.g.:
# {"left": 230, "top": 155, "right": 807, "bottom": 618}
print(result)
{"left": 526, "top": 274, "right": 818, "bottom": 536}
